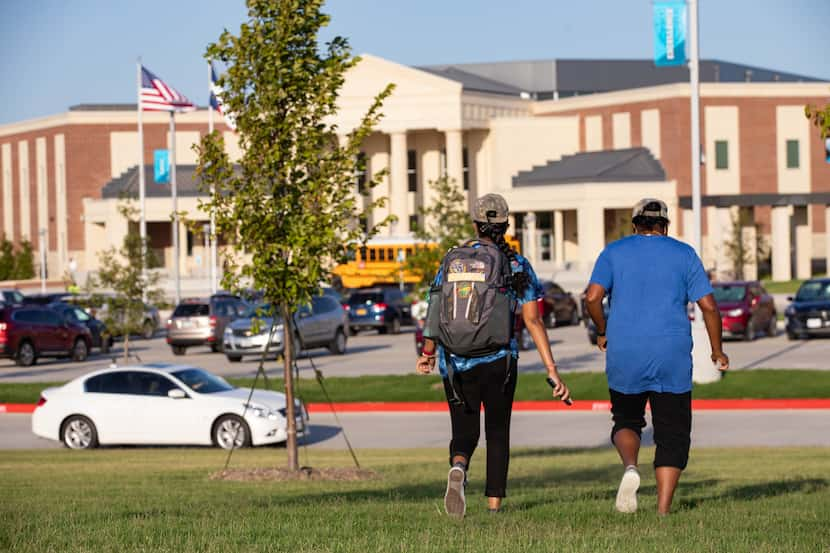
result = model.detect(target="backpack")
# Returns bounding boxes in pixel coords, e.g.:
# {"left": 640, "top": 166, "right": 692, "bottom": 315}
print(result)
{"left": 424, "top": 240, "right": 514, "bottom": 358}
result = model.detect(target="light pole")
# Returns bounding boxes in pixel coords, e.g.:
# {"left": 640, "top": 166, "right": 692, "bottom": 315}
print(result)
{"left": 38, "top": 228, "right": 47, "bottom": 293}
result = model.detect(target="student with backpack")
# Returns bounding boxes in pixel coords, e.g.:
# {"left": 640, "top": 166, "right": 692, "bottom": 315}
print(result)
{"left": 416, "top": 193, "right": 571, "bottom": 518}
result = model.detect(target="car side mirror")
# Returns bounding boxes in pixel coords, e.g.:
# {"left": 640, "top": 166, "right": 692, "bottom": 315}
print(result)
{"left": 787, "top": 296, "right": 794, "bottom": 302}
{"left": 298, "top": 310, "right": 311, "bottom": 318}
{"left": 168, "top": 389, "right": 187, "bottom": 399}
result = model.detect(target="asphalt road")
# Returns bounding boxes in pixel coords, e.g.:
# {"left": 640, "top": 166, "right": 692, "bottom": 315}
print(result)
{"left": 0, "top": 322, "right": 827, "bottom": 384}
{"left": 4, "top": 409, "right": 829, "bottom": 450}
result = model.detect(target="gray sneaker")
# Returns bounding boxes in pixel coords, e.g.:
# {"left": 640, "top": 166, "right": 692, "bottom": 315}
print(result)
{"left": 444, "top": 465, "right": 466, "bottom": 518}
{"left": 615, "top": 465, "right": 640, "bottom": 514}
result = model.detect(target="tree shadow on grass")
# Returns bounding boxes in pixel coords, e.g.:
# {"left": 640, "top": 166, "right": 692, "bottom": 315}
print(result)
{"left": 678, "top": 478, "right": 828, "bottom": 511}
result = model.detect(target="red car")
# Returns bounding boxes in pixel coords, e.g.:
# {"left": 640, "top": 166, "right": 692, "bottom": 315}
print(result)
{"left": 0, "top": 305, "right": 93, "bottom": 366}
{"left": 713, "top": 281, "right": 777, "bottom": 341}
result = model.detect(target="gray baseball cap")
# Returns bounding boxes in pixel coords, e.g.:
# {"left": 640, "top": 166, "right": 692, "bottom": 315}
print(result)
{"left": 632, "top": 198, "right": 669, "bottom": 221}
{"left": 472, "top": 193, "right": 509, "bottom": 223}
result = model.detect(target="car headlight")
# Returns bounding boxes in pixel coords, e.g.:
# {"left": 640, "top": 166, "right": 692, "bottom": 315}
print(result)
{"left": 244, "top": 403, "right": 280, "bottom": 420}
{"left": 224, "top": 327, "right": 232, "bottom": 336}
{"left": 785, "top": 306, "right": 796, "bottom": 317}
{"left": 726, "top": 308, "right": 744, "bottom": 317}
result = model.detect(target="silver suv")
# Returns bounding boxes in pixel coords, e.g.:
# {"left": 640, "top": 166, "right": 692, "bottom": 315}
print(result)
{"left": 223, "top": 295, "right": 348, "bottom": 362}
{"left": 167, "top": 294, "right": 248, "bottom": 355}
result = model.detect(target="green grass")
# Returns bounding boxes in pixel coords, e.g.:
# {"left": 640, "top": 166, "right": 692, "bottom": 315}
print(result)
{"left": 3, "top": 370, "right": 830, "bottom": 404}
{"left": 1, "top": 447, "right": 828, "bottom": 552}
{"left": 762, "top": 279, "right": 808, "bottom": 295}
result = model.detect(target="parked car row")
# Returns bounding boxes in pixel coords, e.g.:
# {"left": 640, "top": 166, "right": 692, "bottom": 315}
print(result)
{"left": 785, "top": 277, "right": 830, "bottom": 340}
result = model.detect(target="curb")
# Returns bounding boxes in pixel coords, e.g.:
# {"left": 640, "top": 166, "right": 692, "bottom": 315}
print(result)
{"left": 4, "top": 398, "right": 830, "bottom": 415}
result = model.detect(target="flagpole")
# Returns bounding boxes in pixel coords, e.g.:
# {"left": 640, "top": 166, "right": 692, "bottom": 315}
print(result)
{"left": 137, "top": 59, "right": 147, "bottom": 297}
{"left": 170, "top": 111, "right": 180, "bottom": 305}
{"left": 208, "top": 62, "right": 217, "bottom": 295}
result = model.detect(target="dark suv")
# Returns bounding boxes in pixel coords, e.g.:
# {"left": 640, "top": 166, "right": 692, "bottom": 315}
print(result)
{"left": 345, "top": 287, "right": 411, "bottom": 335}
{"left": 0, "top": 306, "right": 92, "bottom": 366}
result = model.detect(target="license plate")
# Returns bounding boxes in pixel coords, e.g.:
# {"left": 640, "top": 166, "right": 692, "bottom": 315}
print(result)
{"left": 807, "top": 318, "right": 822, "bottom": 329}
{"left": 356, "top": 308, "right": 367, "bottom": 316}
{"left": 178, "top": 320, "right": 193, "bottom": 328}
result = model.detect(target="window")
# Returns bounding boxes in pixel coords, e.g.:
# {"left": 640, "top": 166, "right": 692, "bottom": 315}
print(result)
{"left": 12, "top": 310, "right": 38, "bottom": 323}
{"left": 378, "top": 248, "right": 386, "bottom": 261}
{"left": 462, "top": 147, "right": 470, "bottom": 190}
{"left": 786, "top": 139, "right": 800, "bottom": 169}
{"left": 85, "top": 372, "right": 132, "bottom": 394}
{"left": 171, "top": 368, "right": 234, "bottom": 394}
{"left": 407, "top": 150, "right": 417, "bottom": 192}
{"left": 172, "top": 303, "right": 209, "bottom": 317}
{"left": 715, "top": 140, "right": 729, "bottom": 170}
{"left": 132, "top": 372, "right": 178, "bottom": 396}
{"left": 355, "top": 152, "right": 368, "bottom": 194}
{"left": 186, "top": 229, "right": 194, "bottom": 257}
{"left": 369, "top": 248, "right": 377, "bottom": 262}
{"left": 409, "top": 214, "right": 419, "bottom": 231}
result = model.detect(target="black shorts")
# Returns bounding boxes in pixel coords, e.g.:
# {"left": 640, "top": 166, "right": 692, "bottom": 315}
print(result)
{"left": 609, "top": 388, "right": 692, "bottom": 470}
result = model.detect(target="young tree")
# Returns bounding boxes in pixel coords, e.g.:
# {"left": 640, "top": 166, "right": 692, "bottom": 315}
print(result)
{"left": 0, "top": 237, "right": 13, "bottom": 281}
{"left": 403, "top": 176, "right": 475, "bottom": 287}
{"left": 93, "top": 204, "right": 162, "bottom": 360}
{"left": 195, "top": 0, "right": 393, "bottom": 470}
{"left": 12, "top": 240, "right": 35, "bottom": 280}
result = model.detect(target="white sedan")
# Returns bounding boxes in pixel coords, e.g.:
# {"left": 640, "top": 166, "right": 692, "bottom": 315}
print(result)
{"left": 31, "top": 363, "right": 309, "bottom": 449}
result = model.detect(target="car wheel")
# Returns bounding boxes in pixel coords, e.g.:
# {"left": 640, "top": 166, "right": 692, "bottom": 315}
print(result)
{"left": 61, "top": 415, "right": 99, "bottom": 450}
{"left": 210, "top": 342, "right": 224, "bottom": 353}
{"left": 570, "top": 308, "right": 580, "bottom": 326}
{"left": 16, "top": 341, "right": 37, "bottom": 367}
{"left": 172, "top": 345, "right": 187, "bottom": 356}
{"left": 328, "top": 328, "right": 347, "bottom": 355}
{"left": 142, "top": 321, "right": 155, "bottom": 340}
{"left": 544, "top": 311, "right": 556, "bottom": 329}
{"left": 767, "top": 315, "right": 777, "bottom": 337}
{"left": 72, "top": 338, "right": 89, "bottom": 362}
{"left": 212, "top": 415, "right": 251, "bottom": 449}
{"left": 348, "top": 327, "right": 357, "bottom": 337}
{"left": 100, "top": 335, "right": 111, "bottom": 354}
{"left": 519, "top": 328, "right": 533, "bottom": 351}
{"left": 743, "top": 319, "right": 754, "bottom": 342}
{"left": 227, "top": 354, "right": 242, "bottom": 363}
{"left": 390, "top": 318, "right": 401, "bottom": 335}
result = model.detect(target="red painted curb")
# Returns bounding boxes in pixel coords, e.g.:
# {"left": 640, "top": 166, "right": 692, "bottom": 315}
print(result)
{"left": 4, "top": 398, "right": 830, "bottom": 415}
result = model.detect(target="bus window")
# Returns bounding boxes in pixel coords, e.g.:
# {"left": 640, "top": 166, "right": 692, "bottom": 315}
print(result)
{"left": 387, "top": 248, "right": 394, "bottom": 261}
{"left": 369, "top": 248, "right": 377, "bottom": 262}
{"left": 378, "top": 248, "right": 385, "bottom": 261}
{"left": 345, "top": 248, "right": 356, "bottom": 262}
{"left": 359, "top": 246, "right": 367, "bottom": 262}
{"left": 406, "top": 248, "right": 414, "bottom": 257}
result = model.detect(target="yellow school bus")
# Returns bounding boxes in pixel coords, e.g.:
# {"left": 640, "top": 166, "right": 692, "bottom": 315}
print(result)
{"left": 333, "top": 235, "right": 521, "bottom": 289}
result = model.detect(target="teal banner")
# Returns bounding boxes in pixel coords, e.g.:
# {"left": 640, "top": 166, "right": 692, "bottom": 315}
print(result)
{"left": 154, "top": 149, "right": 170, "bottom": 184}
{"left": 653, "top": 1, "right": 687, "bottom": 66}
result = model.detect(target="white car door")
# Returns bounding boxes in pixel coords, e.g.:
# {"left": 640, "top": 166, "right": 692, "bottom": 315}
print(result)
{"left": 129, "top": 371, "right": 205, "bottom": 445}
{"left": 81, "top": 371, "right": 147, "bottom": 444}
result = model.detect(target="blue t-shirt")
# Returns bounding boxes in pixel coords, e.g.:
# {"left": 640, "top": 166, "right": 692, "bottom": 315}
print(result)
{"left": 431, "top": 245, "right": 543, "bottom": 377}
{"left": 589, "top": 235, "right": 713, "bottom": 394}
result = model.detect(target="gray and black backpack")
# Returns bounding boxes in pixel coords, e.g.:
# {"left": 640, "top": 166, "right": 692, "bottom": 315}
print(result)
{"left": 424, "top": 240, "right": 514, "bottom": 358}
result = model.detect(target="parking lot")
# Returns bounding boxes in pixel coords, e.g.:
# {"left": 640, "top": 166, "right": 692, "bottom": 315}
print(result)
{"left": 1, "top": 322, "right": 827, "bottom": 384}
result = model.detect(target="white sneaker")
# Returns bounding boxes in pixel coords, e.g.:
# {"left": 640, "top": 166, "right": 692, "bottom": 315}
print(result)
{"left": 444, "top": 466, "right": 466, "bottom": 518}
{"left": 615, "top": 466, "right": 640, "bottom": 514}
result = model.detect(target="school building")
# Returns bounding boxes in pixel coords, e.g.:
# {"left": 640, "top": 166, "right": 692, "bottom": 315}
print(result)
{"left": 0, "top": 54, "right": 828, "bottom": 291}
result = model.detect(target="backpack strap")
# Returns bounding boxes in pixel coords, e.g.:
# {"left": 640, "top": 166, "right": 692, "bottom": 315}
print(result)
{"left": 444, "top": 348, "right": 473, "bottom": 413}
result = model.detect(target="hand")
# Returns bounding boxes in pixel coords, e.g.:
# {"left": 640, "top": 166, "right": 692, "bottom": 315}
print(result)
{"left": 547, "top": 371, "right": 571, "bottom": 403}
{"left": 416, "top": 355, "right": 436, "bottom": 374}
{"left": 596, "top": 335, "right": 608, "bottom": 352}
{"left": 711, "top": 350, "right": 729, "bottom": 371}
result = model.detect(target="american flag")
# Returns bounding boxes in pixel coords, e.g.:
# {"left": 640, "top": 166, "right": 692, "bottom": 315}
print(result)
{"left": 209, "top": 63, "right": 236, "bottom": 130}
{"left": 140, "top": 66, "right": 196, "bottom": 112}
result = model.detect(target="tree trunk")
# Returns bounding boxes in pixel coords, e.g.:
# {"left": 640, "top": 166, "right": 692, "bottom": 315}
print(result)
{"left": 281, "top": 302, "right": 299, "bottom": 471}
{"left": 123, "top": 332, "right": 130, "bottom": 362}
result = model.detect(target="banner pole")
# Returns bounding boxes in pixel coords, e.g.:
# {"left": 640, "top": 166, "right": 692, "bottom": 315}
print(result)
{"left": 208, "top": 62, "right": 217, "bottom": 294}
{"left": 170, "top": 111, "right": 180, "bottom": 305}
{"left": 137, "top": 59, "right": 148, "bottom": 299}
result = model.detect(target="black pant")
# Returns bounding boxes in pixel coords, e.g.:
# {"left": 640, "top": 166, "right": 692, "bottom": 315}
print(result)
{"left": 609, "top": 388, "right": 692, "bottom": 470}
{"left": 443, "top": 356, "right": 518, "bottom": 498}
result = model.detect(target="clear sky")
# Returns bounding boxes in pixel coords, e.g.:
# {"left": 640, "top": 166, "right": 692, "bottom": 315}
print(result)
{"left": 1, "top": 0, "right": 828, "bottom": 125}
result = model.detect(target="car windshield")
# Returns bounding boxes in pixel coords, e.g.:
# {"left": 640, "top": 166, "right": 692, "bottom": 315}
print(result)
{"left": 795, "top": 281, "right": 830, "bottom": 302}
{"left": 71, "top": 308, "right": 91, "bottom": 322}
{"left": 713, "top": 285, "right": 747, "bottom": 303}
{"left": 349, "top": 292, "right": 383, "bottom": 305}
{"left": 173, "top": 304, "right": 209, "bottom": 317}
{"left": 171, "top": 369, "right": 234, "bottom": 393}
{"left": 241, "top": 303, "right": 277, "bottom": 319}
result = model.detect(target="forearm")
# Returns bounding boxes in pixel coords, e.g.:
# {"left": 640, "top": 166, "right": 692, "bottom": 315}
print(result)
{"left": 422, "top": 338, "right": 436, "bottom": 355}
{"left": 701, "top": 308, "right": 724, "bottom": 354}
{"left": 526, "top": 317, "right": 559, "bottom": 375}
{"left": 586, "top": 300, "right": 606, "bottom": 334}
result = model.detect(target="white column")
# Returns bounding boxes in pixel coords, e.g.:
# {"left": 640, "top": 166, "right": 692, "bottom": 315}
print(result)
{"left": 771, "top": 206, "right": 792, "bottom": 281}
{"left": 741, "top": 213, "right": 758, "bottom": 281}
{"left": 716, "top": 207, "right": 734, "bottom": 280}
{"left": 369, "top": 140, "right": 390, "bottom": 235}
{"left": 522, "top": 212, "right": 538, "bottom": 267}
{"left": 794, "top": 206, "right": 811, "bottom": 279}
{"left": 444, "top": 129, "right": 463, "bottom": 186}
{"left": 35, "top": 137, "right": 49, "bottom": 264}
{"left": 1, "top": 144, "right": 12, "bottom": 239}
{"left": 553, "top": 210, "right": 564, "bottom": 264}
{"left": 577, "top": 204, "right": 605, "bottom": 270}
{"left": 389, "top": 131, "right": 409, "bottom": 236}
{"left": 54, "top": 134, "right": 68, "bottom": 273}
{"left": 18, "top": 141, "right": 30, "bottom": 240}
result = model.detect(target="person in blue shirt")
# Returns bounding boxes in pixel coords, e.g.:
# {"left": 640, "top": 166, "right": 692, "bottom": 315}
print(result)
{"left": 585, "top": 198, "right": 729, "bottom": 516}
{"left": 416, "top": 193, "right": 570, "bottom": 518}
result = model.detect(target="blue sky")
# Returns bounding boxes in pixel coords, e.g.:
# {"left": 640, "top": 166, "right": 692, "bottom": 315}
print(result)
{"left": 1, "top": 0, "right": 828, "bottom": 125}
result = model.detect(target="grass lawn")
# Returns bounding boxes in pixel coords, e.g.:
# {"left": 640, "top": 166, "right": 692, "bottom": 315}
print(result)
{"left": 1, "top": 447, "right": 827, "bottom": 552}
{"left": 2, "top": 369, "right": 830, "bottom": 404}
{"left": 762, "top": 279, "right": 809, "bottom": 295}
